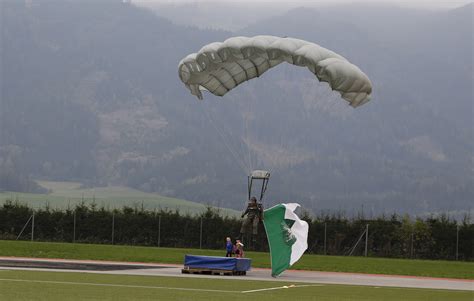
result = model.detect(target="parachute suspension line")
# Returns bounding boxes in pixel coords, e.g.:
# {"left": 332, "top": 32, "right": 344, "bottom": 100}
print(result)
{"left": 199, "top": 104, "right": 249, "bottom": 175}
{"left": 206, "top": 110, "right": 248, "bottom": 174}
{"left": 243, "top": 96, "right": 254, "bottom": 173}
{"left": 228, "top": 108, "right": 254, "bottom": 174}
{"left": 226, "top": 98, "right": 252, "bottom": 175}
{"left": 210, "top": 101, "right": 255, "bottom": 174}
{"left": 208, "top": 110, "right": 248, "bottom": 174}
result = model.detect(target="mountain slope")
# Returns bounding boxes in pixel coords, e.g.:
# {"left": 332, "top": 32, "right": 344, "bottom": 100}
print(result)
{"left": 1, "top": 1, "right": 472, "bottom": 214}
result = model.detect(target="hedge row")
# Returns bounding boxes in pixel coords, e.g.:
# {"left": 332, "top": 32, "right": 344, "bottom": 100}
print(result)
{"left": 0, "top": 201, "right": 472, "bottom": 260}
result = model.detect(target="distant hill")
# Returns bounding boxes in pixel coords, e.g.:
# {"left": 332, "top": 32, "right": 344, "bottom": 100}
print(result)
{"left": 0, "top": 181, "right": 239, "bottom": 216}
{"left": 135, "top": 1, "right": 289, "bottom": 31}
{"left": 1, "top": 1, "right": 472, "bottom": 215}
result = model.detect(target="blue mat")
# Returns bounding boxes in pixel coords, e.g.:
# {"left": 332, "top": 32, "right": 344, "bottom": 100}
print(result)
{"left": 184, "top": 255, "right": 251, "bottom": 271}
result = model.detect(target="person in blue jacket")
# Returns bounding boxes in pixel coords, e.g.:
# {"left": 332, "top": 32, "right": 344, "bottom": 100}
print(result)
{"left": 225, "top": 237, "right": 233, "bottom": 257}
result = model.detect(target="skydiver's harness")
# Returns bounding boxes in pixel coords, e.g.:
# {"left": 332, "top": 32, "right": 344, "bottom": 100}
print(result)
{"left": 242, "top": 202, "right": 263, "bottom": 219}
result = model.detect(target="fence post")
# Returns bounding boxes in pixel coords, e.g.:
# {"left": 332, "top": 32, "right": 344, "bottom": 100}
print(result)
{"left": 111, "top": 212, "right": 115, "bottom": 245}
{"left": 31, "top": 211, "right": 35, "bottom": 242}
{"left": 199, "top": 217, "right": 203, "bottom": 249}
{"left": 158, "top": 215, "right": 161, "bottom": 247}
{"left": 364, "top": 224, "right": 368, "bottom": 257}
{"left": 410, "top": 232, "right": 414, "bottom": 258}
{"left": 324, "top": 222, "right": 327, "bottom": 255}
{"left": 456, "top": 224, "right": 459, "bottom": 261}
{"left": 73, "top": 210, "right": 76, "bottom": 243}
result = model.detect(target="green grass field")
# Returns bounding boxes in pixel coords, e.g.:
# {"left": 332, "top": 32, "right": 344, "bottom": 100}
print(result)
{"left": 0, "top": 181, "right": 239, "bottom": 216}
{"left": 1, "top": 240, "right": 473, "bottom": 279}
{"left": 0, "top": 270, "right": 471, "bottom": 301}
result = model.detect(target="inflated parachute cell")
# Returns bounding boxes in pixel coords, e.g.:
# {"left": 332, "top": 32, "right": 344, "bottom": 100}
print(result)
{"left": 178, "top": 35, "right": 372, "bottom": 107}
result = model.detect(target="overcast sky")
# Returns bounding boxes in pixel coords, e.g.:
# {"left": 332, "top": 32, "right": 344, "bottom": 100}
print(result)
{"left": 135, "top": 0, "right": 472, "bottom": 9}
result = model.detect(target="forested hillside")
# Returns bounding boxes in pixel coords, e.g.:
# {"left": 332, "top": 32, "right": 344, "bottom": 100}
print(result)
{"left": 1, "top": 1, "right": 472, "bottom": 215}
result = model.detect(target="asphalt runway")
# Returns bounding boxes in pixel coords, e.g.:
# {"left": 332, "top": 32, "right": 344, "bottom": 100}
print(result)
{"left": 0, "top": 258, "right": 165, "bottom": 271}
{"left": 0, "top": 257, "right": 472, "bottom": 292}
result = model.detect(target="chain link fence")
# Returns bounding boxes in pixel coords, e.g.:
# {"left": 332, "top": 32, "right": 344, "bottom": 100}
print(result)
{"left": 1, "top": 201, "right": 472, "bottom": 260}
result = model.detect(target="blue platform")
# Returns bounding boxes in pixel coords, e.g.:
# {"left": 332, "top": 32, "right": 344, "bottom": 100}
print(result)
{"left": 184, "top": 255, "right": 251, "bottom": 272}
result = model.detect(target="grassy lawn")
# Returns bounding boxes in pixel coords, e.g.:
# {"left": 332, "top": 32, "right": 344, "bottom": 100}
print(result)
{"left": 1, "top": 240, "right": 473, "bottom": 279}
{"left": 0, "top": 270, "right": 471, "bottom": 301}
{"left": 0, "top": 181, "right": 239, "bottom": 216}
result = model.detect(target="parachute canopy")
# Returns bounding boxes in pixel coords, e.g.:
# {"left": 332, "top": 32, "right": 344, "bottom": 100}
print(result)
{"left": 178, "top": 35, "right": 373, "bottom": 107}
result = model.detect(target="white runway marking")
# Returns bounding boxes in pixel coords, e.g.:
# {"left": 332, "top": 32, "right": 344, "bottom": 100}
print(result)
{"left": 0, "top": 278, "right": 325, "bottom": 294}
{"left": 0, "top": 278, "right": 237, "bottom": 293}
{"left": 242, "top": 284, "right": 323, "bottom": 293}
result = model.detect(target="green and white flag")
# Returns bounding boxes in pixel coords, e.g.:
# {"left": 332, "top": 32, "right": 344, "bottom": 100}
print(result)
{"left": 263, "top": 203, "right": 309, "bottom": 277}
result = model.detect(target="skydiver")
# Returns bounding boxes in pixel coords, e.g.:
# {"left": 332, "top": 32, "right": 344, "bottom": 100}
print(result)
{"left": 240, "top": 196, "right": 263, "bottom": 240}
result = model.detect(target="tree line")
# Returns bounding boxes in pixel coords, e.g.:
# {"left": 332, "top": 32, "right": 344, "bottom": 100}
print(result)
{"left": 0, "top": 201, "right": 472, "bottom": 261}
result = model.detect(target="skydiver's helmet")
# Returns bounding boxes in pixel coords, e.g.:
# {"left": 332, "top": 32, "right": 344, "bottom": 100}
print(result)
{"left": 248, "top": 196, "right": 258, "bottom": 209}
